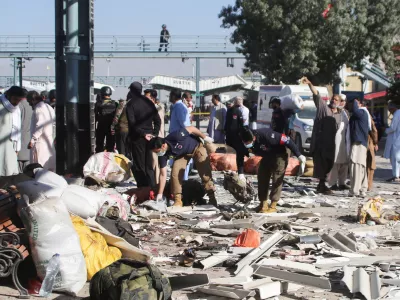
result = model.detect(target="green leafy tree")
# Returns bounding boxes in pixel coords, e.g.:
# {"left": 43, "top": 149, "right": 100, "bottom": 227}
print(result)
{"left": 219, "top": 0, "right": 400, "bottom": 85}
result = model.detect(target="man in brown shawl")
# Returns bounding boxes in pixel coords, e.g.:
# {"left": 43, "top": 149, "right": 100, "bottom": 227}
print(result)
{"left": 303, "top": 78, "right": 342, "bottom": 195}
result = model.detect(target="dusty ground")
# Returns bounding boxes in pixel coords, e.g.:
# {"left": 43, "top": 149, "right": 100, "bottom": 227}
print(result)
{"left": 1, "top": 138, "right": 399, "bottom": 300}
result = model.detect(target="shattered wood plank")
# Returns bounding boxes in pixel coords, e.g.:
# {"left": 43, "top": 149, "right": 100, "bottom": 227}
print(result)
{"left": 200, "top": 251, "right": 231, "bottom": 270}
{"left": 234, "top": 231, "right": 285, "bottom": 275}
{"left": 254, "top": 266, "right": 331, "bottom": 290}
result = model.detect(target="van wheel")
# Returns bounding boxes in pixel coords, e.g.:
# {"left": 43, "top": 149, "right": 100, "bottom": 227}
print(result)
{"left": 295, "top": 134, "right": 304, "bottom": 154}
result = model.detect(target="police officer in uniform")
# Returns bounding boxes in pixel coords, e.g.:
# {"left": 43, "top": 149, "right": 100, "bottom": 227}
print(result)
{"left": 270, "top": 97, "right": 286, "bottom": 133}
{"left": 225, "top": 99, "right": 248, "bottom": 182}
{"left": 149, "top": 126, "right": 217, "bottom": 207}
{"left": 95, "top": 86, "right": 117, "bottom": 153}
{"left": 239, "top": 127, "right": 306, "bottom": 213}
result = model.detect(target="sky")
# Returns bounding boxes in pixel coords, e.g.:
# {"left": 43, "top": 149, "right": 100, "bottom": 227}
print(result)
{"left": 0, "top": 0, "right": 245, "bottom": 98}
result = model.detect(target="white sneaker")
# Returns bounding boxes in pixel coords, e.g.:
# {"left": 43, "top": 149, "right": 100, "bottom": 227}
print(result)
{"left": 360, "top": 191, "right": 367, "bottom": 197}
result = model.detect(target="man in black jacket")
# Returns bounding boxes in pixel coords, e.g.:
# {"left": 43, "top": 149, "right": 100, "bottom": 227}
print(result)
{"left": 95, "top": 86, "right": 117, "bottom": 153}
{"left": 126, "top": 81, "right": 161, "bottom": 187}
{"left": 239, "top": 127, "right": 305, "bottom": 213}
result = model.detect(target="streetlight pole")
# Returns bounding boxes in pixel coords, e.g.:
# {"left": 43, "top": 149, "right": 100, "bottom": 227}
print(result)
{"left": 106, "top": 58, "right": 111, "bottom": 77}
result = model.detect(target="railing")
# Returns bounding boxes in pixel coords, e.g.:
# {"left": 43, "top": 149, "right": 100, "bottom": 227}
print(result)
{"left": 0, "top": 35, "right": 237, "bottom": 53}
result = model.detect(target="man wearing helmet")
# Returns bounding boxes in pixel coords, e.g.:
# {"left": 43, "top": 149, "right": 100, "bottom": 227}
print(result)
{"left": 159, "top": 24, "right": 170, "bottom": 52}
{"left": 95, "top": 86, "right": 117, "bottom": 153}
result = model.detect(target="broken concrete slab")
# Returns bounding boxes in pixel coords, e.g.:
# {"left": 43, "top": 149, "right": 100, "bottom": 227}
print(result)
{"left": 257, "top": 258, "right": 327, "bottom": 276}
{"left": 257, "top": 281, "right": 281, "bottom": 299}
{"left": 228, "top": 247, "right": 254, "bottom": 255}
{"left": 209, "top": 276, "right": 250, "bottom": 285}
{"left": 235, "top": 265, "right": 254, "bottom": 278}
{"left": 342, "top": 266, "right": 381, "bottom": 300}
{"left": 235, "top": 231, "right": 285, "bottom": 275}
{"left": 200, "top": 251, "right": 231, "bottom": 270}
{"left": 197, "top": 285, "right": 256, "bottom": 299}
{"left": 315, "top": 256, "right": 400, "bottom": 269}
{"left": 253, "top": 266, "right": 331, "bottom": 290}
{"left": 241, "top": 278, "right": 272, "bottom": 290}
{"left": 169, "top": 274, "right": 210, "bottom": 291}
{"left": 166, "top": 206, "right": 193, "bottom": 214}
{"left": 322, "top": 233, "right": 354, "bottom": 253}
{"left": 333, "top": 232, "right": 357, "bottom": 252}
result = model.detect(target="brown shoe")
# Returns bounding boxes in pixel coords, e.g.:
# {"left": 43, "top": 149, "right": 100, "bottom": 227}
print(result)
{"left": 317, "top": 184, "right": 333, "bottom": 195}
{"left": 258, "top": 201, "right": 270, "bottom": 213}
{"left": 173, "top": 194, "right": 183, "bottom": 207}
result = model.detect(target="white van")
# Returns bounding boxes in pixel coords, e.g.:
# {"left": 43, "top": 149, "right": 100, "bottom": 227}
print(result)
{"left": 256, "top": 84, "right": 330, "bottom": 153}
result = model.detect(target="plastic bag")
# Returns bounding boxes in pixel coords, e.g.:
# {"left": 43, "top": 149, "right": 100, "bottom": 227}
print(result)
{"left": 60, "top": 185, "right": 106, "bottom": 219}
{"left": 71, "top": 216, "right": 122, "bottom": 280}
{"left": 20, "top": 197, "right": 87, "bottom": 295}
{"left": 233, "top": 229, "right": 260, "bottom": 248}
{"left": 83, "top": 152, "right": 128, "bottom": 183}
{"left": 16, "top": 181, "right": 64, "bottom": 203}
{"left": 280, "top": 94, "right": 304, "bottom": 111}
{"left": 97, "top": 189, "right": 130, "bottom": 221}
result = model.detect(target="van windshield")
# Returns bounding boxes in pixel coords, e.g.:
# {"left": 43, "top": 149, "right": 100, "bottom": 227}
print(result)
{"left": 297, "top": 106, "right": 317, "bottom": 119}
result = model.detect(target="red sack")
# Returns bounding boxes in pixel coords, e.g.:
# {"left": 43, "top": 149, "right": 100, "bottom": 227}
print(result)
{"left": 233, "top": 229, "right": 260, "bottom": 248}
{"left": 244, "top": 156, "right": 262, "bottom": 174}
{"left": 209, "top": 153, "right": 223, "bottom": 171}
{"left": 217, "top": 154, "right": 239, "bottom": 171}
{"left": 285, "top": 157, "right": 300, "bottom": 176}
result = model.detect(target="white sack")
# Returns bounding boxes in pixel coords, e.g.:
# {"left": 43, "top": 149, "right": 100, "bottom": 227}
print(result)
{"left": 83, "top": 152, "right": 126, "bottom": 182}
{"left": 34, "top": 168, "right": 68, "bottom": 189}
{"left": 60, "top": 185, "right": 106, "bottom": 218}
{"left": 280, "top": 94, "right": 304, "bottom": 111}
{"left": 20, "top": 197, "right": 86, "bottom": 295}
{"left": 16, "top": 181, "right": 64, "bottom": 203}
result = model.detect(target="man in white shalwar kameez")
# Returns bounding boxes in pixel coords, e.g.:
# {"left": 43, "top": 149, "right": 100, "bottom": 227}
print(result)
{"left": 28, "top": 92, "right": 56, "bottom": 171}
{"left": 384, "top": 102, "right": 400, "bottom": 182}
{"left": 0, "top": 87, "right": 27, "bottom": 184}
{"left": 329, "top": 109, "right": 351, "bottom": 190}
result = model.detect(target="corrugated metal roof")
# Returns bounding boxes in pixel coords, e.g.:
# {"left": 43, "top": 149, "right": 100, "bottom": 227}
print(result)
{"left": 149, "top": 75, "right": 247, "bottom": 94}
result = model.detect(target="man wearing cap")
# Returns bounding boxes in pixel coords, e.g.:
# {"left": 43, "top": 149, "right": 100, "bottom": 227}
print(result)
{"left": 126, "top": 82, "right": 161, "bottom": 187}
{"left": 239, "top": 127, "right": 305, "bottom": 213}
{"left": 384, "top": 102, "right": 400, "bottom": 182}
{"left": 159, "top": 24, "right": 170, "bottom": 52}
{"left": 95, "top": 86, "right": 117, "bottom": 153}
{"left": 149, "top": 126, "right": 217, "bottom": 207}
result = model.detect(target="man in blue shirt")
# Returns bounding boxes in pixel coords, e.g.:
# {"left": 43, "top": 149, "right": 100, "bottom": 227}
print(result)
{"left": 169, "top": 89, "right": 191, "bottom": 133}
{"left": 348, "top": 98, "right": 369, "bottom": 197}
{"left": 169, "top": 89, "right": 193, "bottom": 180}
{"left": 149, "top": 126, "right": 216, "bottom": 207}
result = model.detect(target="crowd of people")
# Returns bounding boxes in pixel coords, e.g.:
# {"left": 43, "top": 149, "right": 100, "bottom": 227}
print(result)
{"left": 1, "top": 78, "right": 399, "bottom": 211}
{"left": 0, "top": 87, "right": 56, "bottom": 188}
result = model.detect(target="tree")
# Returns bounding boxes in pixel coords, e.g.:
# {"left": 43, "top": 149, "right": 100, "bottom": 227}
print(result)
{"left": 219, "top": 0, "right": 400, "bottom": 85}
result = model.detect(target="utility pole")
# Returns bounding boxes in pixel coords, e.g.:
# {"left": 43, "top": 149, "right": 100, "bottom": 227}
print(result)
{"left": 65, "top": 0, "right": 80, "bottom": 173}
{"left": 13, "top": 58, "right": 17, "bottom": 86}
{"left": 195, "top": 57, "right": 201, "bottom": 129}
{"left": 17, "top": 58, "right": 24, "bottom": 87}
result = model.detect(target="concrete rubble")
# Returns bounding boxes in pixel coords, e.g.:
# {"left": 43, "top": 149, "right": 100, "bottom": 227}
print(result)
{"left": 5, "top": 157, "right": 400, "bottom": 300}
{"left": 119, "top": 171, "right": 400, "bottom": 300}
